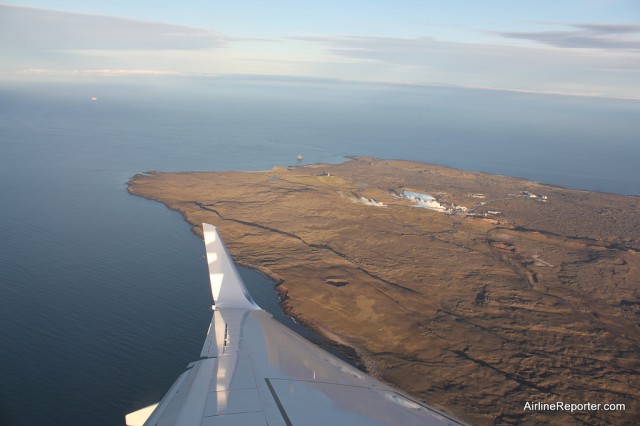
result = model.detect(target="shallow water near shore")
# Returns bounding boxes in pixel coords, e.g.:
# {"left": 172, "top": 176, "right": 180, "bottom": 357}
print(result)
{"left": 0, "top": 77, "right": 638, "bottom": 425}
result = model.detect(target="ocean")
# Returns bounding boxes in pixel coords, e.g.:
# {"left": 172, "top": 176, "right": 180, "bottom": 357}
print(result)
{"left": 0, "top": 76, "right": 638, "bottom": 425}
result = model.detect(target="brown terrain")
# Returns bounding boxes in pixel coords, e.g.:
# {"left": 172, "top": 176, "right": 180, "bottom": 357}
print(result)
{"left": 128, "top": 157, "right": 639, "bottom": 425}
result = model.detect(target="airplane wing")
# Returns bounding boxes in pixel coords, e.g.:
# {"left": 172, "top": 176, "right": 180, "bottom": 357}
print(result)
{"left": 126, "top": 223, "right": 464, "bottom": 426}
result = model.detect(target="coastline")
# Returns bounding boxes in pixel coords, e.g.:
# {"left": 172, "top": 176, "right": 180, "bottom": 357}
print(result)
{"left": 130, "top": 186, "right": 371, "bottom": 372}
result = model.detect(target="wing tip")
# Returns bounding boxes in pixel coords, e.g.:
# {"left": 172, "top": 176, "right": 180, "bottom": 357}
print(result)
{"left": 203, "top": 223, "right": 259, "bottom": 310}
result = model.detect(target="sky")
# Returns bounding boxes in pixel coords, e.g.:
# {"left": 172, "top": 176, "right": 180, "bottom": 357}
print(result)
{"left": 1, "top": 0, "right": 639, "bottom": 98}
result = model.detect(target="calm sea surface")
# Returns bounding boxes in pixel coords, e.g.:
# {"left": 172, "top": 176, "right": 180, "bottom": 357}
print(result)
{"left": 0, "top": 77, "right": 638, "bottom": 425}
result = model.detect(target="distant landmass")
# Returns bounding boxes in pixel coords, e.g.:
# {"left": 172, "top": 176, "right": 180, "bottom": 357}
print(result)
{"left": 128, "top": 157, "right": 639, "bottom": 425}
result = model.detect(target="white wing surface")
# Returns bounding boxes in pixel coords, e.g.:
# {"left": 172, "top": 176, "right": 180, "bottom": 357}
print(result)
{"left": 126, "top": 224, "right": 464, "bottom": 426}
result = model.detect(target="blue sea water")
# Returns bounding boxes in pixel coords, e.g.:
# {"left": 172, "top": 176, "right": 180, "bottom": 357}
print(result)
{"left": 0, "top": 77, "right": 638, "bottom": 425}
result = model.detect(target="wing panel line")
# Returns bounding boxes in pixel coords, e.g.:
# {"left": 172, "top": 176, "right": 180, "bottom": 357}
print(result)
{"left": 264, "top": 379, "right": 293, "bottom": 426}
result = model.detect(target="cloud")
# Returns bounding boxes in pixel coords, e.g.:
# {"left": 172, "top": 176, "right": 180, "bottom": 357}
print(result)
{"left": 18, "top": 68, "right": 185, "bottom": 77}
{"left": 498, "top": 23, "right": 640, "bottom": 50}
{"left": 0, "top": 4, "right": 226, "bottom": 51}
{"left": 291, "top": 34, "right": 640, "bottom": 98}
{"left": 294, "top": 34, "right": 636, "bottom": 72}
{"left": 574, "top": 23, "right": 640, "bottom": 34}
{"left": 1, "top": 5, "right": 638, "bottom": 99}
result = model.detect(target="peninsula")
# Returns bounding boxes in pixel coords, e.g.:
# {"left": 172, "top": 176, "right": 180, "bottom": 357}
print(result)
{"left": 128, "top": 157, "right": 639, "bottom": 425}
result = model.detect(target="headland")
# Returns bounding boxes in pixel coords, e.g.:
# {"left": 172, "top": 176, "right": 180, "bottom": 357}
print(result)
{"left": 128, "top": 157, "right": 639, "bottom": 425}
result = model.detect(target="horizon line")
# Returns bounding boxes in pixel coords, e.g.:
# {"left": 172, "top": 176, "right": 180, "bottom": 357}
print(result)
{"left": 5, "top": 69, "right": 639, "bottom": 102}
